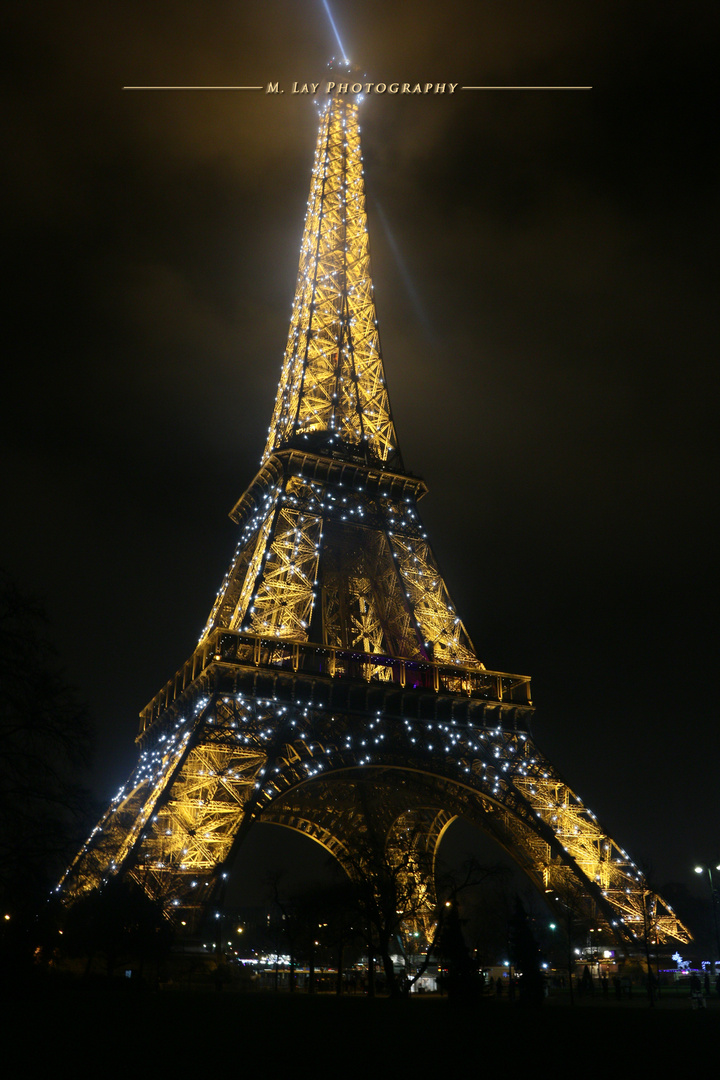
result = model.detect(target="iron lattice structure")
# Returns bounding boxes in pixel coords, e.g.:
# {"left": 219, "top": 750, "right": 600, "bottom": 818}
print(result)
{"left": 60, "top": 99, "right": 689, "bottom": 952}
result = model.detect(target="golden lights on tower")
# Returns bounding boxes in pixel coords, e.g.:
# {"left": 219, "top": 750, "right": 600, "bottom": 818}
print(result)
{"left": 57, "top": 95, "right": 691, "bottom": 954}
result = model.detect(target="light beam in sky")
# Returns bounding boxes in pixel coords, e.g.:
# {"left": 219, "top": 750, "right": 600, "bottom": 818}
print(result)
{"left": 321, "top": 0, "right": 349, "bottom": 64}
{"left": 373, "top": 200, "right": 435, "bottom": 342}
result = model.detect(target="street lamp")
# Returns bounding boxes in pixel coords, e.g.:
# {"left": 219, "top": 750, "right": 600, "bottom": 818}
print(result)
{"left": 694, "top": 863, "right": 720, "bottom": 971}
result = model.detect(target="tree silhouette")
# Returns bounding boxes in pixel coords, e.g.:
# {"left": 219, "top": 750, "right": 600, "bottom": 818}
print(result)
{"left": 62, "top": 877, "right": 172, "bottom": 979}
{"left": 507, "top": 896, "right": 544, "bottom": 1006}
{"left": 0, "top": 576, "right": 94, "bottom": 966}
{"left": 436, "top": 896, "right": 477, "bottom": 1001}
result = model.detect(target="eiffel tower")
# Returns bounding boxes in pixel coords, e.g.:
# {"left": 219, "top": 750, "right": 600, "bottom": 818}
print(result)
{"left": 60, "top": 96, "right": 689, "bottom": 952}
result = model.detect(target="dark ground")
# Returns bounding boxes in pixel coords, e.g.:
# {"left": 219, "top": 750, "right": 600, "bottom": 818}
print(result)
{"left": 10, "top": 978, "right": 718, "bottom": 1067}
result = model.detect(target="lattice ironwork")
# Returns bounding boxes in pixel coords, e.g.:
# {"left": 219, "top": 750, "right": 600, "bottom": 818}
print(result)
{"left": 265, "top": 99, "right": 397, "bottom": 464}
{"left": 60, "top": 670, "right": 689, "bottom": 946}
{"left": 198, "top": 450, "right": 480, "bottom": 665}
{"left": 59, "top": 95, "right": 691, "bottom": 955}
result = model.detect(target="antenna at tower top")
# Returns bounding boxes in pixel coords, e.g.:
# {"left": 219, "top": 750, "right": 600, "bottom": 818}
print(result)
{"left": 321, "top": 0, "right": 349, "bottom": 64}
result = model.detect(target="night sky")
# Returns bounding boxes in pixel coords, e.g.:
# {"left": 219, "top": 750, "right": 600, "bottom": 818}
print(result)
{"left": 3, "top": 2, "right": 717, "bottom": 903}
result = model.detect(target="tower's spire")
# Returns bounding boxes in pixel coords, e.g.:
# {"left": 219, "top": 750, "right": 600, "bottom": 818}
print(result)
{"left": 264, "top": 98, "right": 400, "bottom": 467}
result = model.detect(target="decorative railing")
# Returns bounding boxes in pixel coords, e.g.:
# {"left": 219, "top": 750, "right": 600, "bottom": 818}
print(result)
{"left": 139, "top": 628, "right": 532, "bottom": 733}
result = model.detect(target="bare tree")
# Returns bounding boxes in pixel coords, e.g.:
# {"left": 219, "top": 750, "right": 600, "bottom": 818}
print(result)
{"left": 340, "top": 808, "right": 503, "bottom": 999}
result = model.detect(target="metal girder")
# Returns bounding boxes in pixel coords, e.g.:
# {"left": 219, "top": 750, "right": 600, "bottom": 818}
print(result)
{"left": 198, "top": 448, "right": 482, "bottom": 664}
{"left": 264, "top": 786, "right": 453, "bottom": 947}
{"left": 264, "top": 99, "right": 397, "bottom": 465}
{"left": 59, "top": 96, "right": 691, "bottom": 956}
{"left": 60, "top": 670, "right": 691, "bottom": 946}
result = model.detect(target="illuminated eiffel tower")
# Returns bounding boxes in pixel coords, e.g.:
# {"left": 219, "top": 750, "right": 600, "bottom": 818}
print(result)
{"left": 60, "top": 97, "right": 689, "bottom": 951}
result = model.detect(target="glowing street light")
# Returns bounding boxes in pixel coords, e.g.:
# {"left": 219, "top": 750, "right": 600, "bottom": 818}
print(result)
{"left": 694, "top": 863, "right": 720, "bottom": 969}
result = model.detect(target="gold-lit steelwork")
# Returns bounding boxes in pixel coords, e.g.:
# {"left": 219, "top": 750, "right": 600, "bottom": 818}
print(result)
{"left": 59, "top": 98, "right": 690, "bottom": 951}
{"left": 265, "top": 99, "right": 397, "bottom": 464}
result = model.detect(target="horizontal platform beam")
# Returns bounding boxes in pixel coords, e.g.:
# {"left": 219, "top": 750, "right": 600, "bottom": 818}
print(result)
{"left": 138, "top": 628, "right": 533, "bottom": 738}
